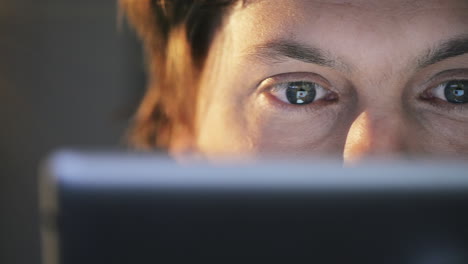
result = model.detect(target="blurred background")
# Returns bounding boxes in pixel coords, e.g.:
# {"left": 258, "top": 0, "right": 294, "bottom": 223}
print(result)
{"left": 0, "top": 0, "right": 145, "bottom": 263}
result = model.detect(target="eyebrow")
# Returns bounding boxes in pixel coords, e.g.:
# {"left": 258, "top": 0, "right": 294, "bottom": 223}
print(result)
{"left": 246, "top": 36, "right": 468, "bottom": 71}
{"left": 418, "top": 35, "right": 468, "bottom": 68}
{"left": 245, "top": 39, "right": 348, "bottom": 71}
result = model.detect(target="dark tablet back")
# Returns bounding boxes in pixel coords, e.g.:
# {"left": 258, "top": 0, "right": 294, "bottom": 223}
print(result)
{"left": 39, "top": 151, "right": 468, "bottom": 264}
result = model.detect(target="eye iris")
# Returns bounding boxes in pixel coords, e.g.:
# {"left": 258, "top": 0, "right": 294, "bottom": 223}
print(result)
{"left": 285, "top": 81, "right": 317, "bottom": 105}
{"left": 444, "top": 80, "right": 468, "bottom": 104}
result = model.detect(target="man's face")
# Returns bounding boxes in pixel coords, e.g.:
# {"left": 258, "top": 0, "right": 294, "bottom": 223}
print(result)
{"left": 189, "top": 0, "right": 468, "bottom": 162}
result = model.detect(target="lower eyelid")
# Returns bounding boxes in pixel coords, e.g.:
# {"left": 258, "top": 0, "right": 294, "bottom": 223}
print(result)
{"left": 263, "top": 91, "right": 339, "bottom": 115}
{"left": 261, "top": 92, "right": 338, "bottom": 115}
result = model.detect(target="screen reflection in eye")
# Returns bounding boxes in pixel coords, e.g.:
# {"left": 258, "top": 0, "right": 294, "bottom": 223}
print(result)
{"left": 286, "top": 82, "right": 316, "bottom": 104}
{"left": 443, "top": 80, "right": 468, "bottom": 104}
{"left": 270, "top": 81, "right": 330, "bottom": 105}
{"left": 426, "top": 80, "right": 468, "bottom": 106}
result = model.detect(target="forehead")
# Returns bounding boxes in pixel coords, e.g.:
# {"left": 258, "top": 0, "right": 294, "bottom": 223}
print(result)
{"left": 223, "top": 0, "right": 468, "bottom": 75}
{"left": 232, "top": 0, "right": 468, "bottom": 42}
{"left": 240, "top": 0, "right": 468, "bottom": 15}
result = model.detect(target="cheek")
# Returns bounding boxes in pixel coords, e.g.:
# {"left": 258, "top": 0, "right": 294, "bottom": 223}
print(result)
{"left": 245, "top": 97, "right": 351, "bottom": 156}
{"left": 419, "top": 117, "right": 468, "bottom": 155}
{"left": 405, "top": 108, "right": 468, "bottom": 157}
{"left": 195, "top": 90, "right": 256, "bottom": 155}
{"left": 195, "top": 89, "right": 352, "bottom": 157}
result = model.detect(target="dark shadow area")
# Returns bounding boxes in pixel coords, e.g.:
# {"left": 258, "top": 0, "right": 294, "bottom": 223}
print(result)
{"left": 0, "top": 1, "right": 145, "bottom": 263}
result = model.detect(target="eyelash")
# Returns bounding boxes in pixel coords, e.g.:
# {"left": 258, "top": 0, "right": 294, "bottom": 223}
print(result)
{"left": 420, "top": 79, "right": 468, "bottom": 112}
{"left": 259, "top": 73, "right": 339, "bottom": 112}
{"left": 260, "top": 72, "right": 468, "bottom": 113}
{"left": 270, "top": 82, "right": 333, "bottom": 102}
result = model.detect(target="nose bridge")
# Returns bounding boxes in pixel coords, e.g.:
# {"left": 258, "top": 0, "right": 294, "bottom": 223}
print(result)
{"left": 343, "top": 110, "right": 406, "bottom": 163}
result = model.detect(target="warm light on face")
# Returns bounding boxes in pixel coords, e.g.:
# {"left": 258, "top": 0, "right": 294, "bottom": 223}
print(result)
{"left": 177, "top": 0, "right": 468, "bottom": 162}
{"left": 343, "top": 111, "right": 372, "bottom": 163}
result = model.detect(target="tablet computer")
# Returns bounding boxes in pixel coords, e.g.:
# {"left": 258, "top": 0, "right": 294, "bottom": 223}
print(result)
{"left": 39, "top": 150, "right": 468, "bottom": 264}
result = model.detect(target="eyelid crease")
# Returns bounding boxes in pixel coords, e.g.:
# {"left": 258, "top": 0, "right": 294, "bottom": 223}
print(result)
{"left": 416, "top": 68, "right": 468, "bottom": 97}
{"left": 419, "top": 80, "right": 468, "bottom": 115}
{"left": 256, "top": 72, "right": 335, "bottom": 93}
{"left": 422, "top": 69, "right": 468, "bottom": 85}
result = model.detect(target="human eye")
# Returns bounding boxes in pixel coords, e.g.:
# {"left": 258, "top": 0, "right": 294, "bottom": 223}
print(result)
{"left": 269, "top": 81, "right": 330, "bottom": 105}
{"left": 260, "top": 73, "right": 338, "bottom": 108}
{"left": 429, "top": 80, "right": 468, "bottom": 104}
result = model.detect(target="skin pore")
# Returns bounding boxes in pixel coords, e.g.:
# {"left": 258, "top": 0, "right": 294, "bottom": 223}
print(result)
{"left": 172, "top": 0, "right": 468, "bottom": 163}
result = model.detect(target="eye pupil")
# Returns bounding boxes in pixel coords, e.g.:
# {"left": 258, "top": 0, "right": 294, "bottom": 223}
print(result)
{"left": 285, "top": 81, "right": 317, "bottom": 105}
{"left": 444, "top": 81, "right": 468, "bottom": 104}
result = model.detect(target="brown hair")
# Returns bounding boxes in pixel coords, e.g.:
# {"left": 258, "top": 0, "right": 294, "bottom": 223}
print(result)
{"left": 120, "top": 0, "right": 238, "bottom": 149}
